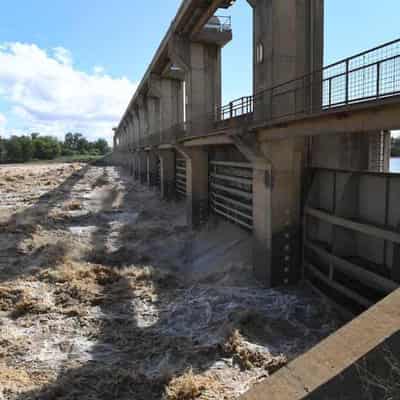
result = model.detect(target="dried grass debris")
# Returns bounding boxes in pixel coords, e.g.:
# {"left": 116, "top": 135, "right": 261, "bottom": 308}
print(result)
{"left": 223, "top": 330, "right": 287, "bottom": 373}
{"left": 164, "top": 369, "right": 223, "bottom": 400}
{"left": 63, "top": 200, "right": 83, "bottom": 211}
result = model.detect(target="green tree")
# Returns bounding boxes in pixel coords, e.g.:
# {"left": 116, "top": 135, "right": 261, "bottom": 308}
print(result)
{"left": 18, "top": 136, "right": 34, "bottom": 162}
{"left": 0, "top": 137, "right": 7, "bottom": 163}
{"left": 93, "top": 138, "right": 110, "bottom": 155}
{"left": 5, "top": 136, "right": 23, "bottom": 162}
{"left": 33, "top": 136, "right": 61, "bottom": 160}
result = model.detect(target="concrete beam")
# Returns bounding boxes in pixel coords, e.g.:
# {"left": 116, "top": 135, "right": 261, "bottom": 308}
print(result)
{"left": 256, "top": 98, "right": 400, "bottom": 142}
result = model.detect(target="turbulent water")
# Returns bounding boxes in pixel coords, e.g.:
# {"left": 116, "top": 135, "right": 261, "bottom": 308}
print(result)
{"left": 0, "top": 163, "right": 344, "bottom": 400}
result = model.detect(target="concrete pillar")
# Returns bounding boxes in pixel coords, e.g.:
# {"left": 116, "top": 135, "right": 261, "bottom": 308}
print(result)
{"left": 133, "top": 152, "right": 139, "bottom": 180}
{"left": 147, "top": 151, "right": 158, "bottom": 187}
{"left": 147, "top": 95, "right": 161, "bottom": 144}
{"left": 178, "top": 147, "right": 209, "bottom": 229}
{"left": 368, "top": 130, "right": 391, "bottom": 172}
{"left": 138, "top": 151, "right": 147, "bottom": 184}
{"left": 170, "top": 35, "right": 225, "bottom": 136}
{"left": 122, "top": 124, "right": 129, "bottom": 169}
{"left": 158, "top": 149, "right": 176, "bottom": 199}
{"left": 252, "top": 165, "right": 273, "bottom": 284}
{"left": 248, "top": 0, "right": 324, "bottom": 120}
{"left": 260, "top": 138, "right": 305, "bottom": 286}
{"left": 233, "top": 135, "right": 305, "bottom": 287}
{"left": 138, "top": 96, "right": 149, "bottom": 145}
{"left": 149, "top": 75, "right": 184, "bottom": 143}
{"left": 133, "top": 106, "right": 141, "bottom": 148}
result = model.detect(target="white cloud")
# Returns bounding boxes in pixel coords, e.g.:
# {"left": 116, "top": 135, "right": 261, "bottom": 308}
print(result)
{"left": 93, "top": 66, "right": 105, "bottom": 75}
{"left": 0, "top": 112, "right": 6, "bottom": 135}
{"left": 53, "top": 46, "right": 72, "bottom": 66}
{"left": 0, "top": 42, "right": 137, "bottom": 143}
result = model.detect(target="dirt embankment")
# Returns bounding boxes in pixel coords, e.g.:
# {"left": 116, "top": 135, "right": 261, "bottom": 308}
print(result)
{"left": 0, "top": 163, "right": 343, "bottom": 400}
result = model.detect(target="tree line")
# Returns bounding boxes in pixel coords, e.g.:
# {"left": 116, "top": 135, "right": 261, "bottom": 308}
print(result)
{"left": 0, "top": 133, "right": 110, "bottom": 163}
{"left": 392, "top": 136, "right": 400, "bottom": 158}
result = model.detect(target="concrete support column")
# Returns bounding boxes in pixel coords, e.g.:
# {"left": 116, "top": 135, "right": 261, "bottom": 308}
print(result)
{"left": 133, "top": 152, "right": 140, "bottom": 180}
{"left": 169, "top": 35, "right": 224, "bottom": 136}
{"left": 134, "top": 107, "right": 141, "bottom": 147}
{"left": 248, "top": 0, "right": 324, "bottom": 120}
{"left": 178, "top": 147, "right": 209, "bottom": 229}
{"left": 261, "top": 138, "right": 305, "bottom": 286}
{"left": 368, "top": 130, "right": 391, "bottom": 172}
{"left": 138, "top": 96, "right": 149, "bottom": 145}
{"left": 252, "top": 165, "right": 272, "bottom": 284}
{"left": 233, "top": 135, "right": 305, "bottom": 287}
{"left": 147, "top": 151, "right": 158, "bottom": 187}
{"left": 138, "top": 151, "right": 147, "bottom": 184}
{"left": 148, "top": 75, "right": 184, "bottom": 144}
{"left": 158, "top": 149, "right": 176, "bottom": 199}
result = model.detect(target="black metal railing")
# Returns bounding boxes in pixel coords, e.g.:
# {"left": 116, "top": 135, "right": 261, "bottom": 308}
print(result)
{"left": 218, "top": 96, "right": 254, "bottom": 120}
{"left": 124, "top": 37, "right": 400, "bottom": 150}
{"left": 323, "top": 38, "right": 400, "bottom": 108}
{"left": 204, "top": 15, "right": 231, "bottom": 32}
{"left": 217, "top": 37, "right": 400, "bottom": 124}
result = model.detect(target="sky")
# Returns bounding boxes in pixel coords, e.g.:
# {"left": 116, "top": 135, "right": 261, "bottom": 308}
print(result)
{"left": 0, "top": 0, "right": 399, "bottom": 144}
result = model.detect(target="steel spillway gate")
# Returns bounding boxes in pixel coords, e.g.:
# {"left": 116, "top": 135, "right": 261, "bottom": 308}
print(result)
{"left": 303, "top": 168, "right": 400, "bottom": 314}
{"left": 175, "top": 156, "right": 187, "bottom": 198}
{"left": 209, "top": 161, "right": 253, "bottom": 230}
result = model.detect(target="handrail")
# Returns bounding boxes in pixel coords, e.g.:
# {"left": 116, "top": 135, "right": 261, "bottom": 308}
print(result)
{"left": 216, "top": 37, "right": 400, "bottom": 122}
{"left": 122, "top": 37, "right": 400, "bottom": 150}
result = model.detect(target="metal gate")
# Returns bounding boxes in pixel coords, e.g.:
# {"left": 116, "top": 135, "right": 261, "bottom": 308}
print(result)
{"left": 209, "top": 161, "right": 253, "bottom": 230}
{"left": 303, "top": 168, "right": 400, "bottom": 314}
{"left": 175, "top": 157, "right": 187, "bottom": 198}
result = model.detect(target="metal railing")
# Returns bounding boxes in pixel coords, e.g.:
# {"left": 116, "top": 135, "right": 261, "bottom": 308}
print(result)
{"left": 217, "top": 37, "right": 400, "bottom": 124}
{"left": 122, "top": 37, "right": 400, "bottom": 150}
{"left": 218, "top": 96, "right": 254, "bottom": 120}
{"left": 204, "top": 15, "right": 231, "bottom": 32}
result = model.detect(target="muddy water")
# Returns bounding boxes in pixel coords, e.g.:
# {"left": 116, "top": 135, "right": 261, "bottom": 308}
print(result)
{"left": 0, "top": 163, "right": 343, "bottom": 400}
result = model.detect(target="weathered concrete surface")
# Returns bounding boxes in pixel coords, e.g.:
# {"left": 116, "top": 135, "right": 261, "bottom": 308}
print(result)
{"left": 240, "top": 288, "right": 400, "bottom": 400}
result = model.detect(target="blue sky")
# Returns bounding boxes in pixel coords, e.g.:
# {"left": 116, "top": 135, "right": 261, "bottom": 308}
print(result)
{"left": 0, "top": 0, "right": 398, "bottom": 143}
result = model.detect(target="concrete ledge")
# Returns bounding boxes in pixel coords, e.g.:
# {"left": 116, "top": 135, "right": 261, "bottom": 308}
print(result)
{"left": 240, "top": 288, "right": 400, "bottom": 400}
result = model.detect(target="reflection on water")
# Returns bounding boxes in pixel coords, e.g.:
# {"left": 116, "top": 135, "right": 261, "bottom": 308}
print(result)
{"left": 390, "top": 158, "right": 400, "bottom": 173}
